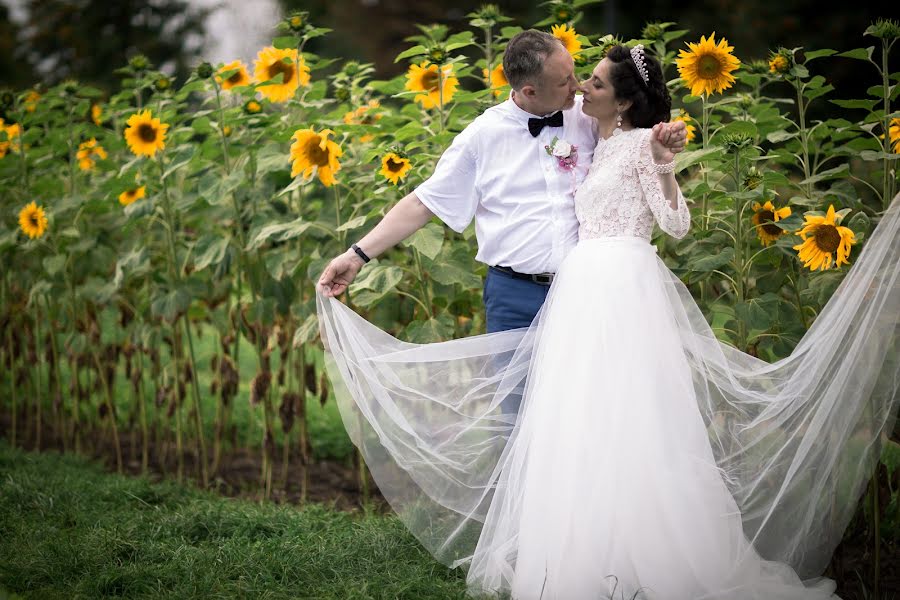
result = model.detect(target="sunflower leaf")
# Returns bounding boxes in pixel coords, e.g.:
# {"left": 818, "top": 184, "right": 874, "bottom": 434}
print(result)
{"left": 162, "top": 147, "right": 195, "bottom": 180}
{"left": 837, "top": 47, "right": 875, "bottom": 62}
{"left": 292, "top": 314, "right": 320, "bottom": 348}
{"left": 349, "top": 264, "right": 404, "bottom": 308}
{"left": 687, "top": 247, "right": 734, "bottom": 272}
{"left": 272, "top": 36, "right": 297, "bottom": 50}
{"left": 403, "top": 315, "right": 455, "bottom": 343}
{"left": 192, "top": 236, "right": 230, "bottom": 272}
{"left": 829, "top": 99, "right": 879, "bottom": 111}
{"left": 248, "top": 218, "right": 312, "bottom": 250}
{"left": 402, "top": 222, "right": 444, "bottom": 260}
{"left": 335, "top": 215, "right": 368, "bottom": 232}
{"left": 798, "top": 163, "right": 849, "bottom": 186}
{"left": 151, "top": 288, "right": 191, "bottom": 323}
{"left": 394, "top": 45, "right": 428, "bottom": 63}
{"left": 674, "top": 147, "right": 722, "bottom": 171}
{"left": 803, "top": 49, "right": 837, "bottom": 62}
{"left": 766, "top": 130, "right": 798, "bottom": 143}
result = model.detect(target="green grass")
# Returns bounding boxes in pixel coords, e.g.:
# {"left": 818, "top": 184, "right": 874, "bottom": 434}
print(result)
{"left": 0, "top": 439, "right": 469, "bottom": 599}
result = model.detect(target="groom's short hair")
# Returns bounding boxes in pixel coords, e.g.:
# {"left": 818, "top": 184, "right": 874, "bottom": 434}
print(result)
{"left": 503, "top": 30, "right": 564, "bottom": 90}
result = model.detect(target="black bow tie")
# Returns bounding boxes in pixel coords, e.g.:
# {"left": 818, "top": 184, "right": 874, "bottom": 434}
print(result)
{"left": 527, "top": 111, "right": 564, "bottom": 137}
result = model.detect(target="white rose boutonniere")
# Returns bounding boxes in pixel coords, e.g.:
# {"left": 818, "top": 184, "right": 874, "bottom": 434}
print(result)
{"left": 544, "top": 136, "right": 578, "bottom": 171}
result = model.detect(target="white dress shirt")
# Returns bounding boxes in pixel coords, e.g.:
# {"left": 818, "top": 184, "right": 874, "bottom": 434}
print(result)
{"left": 414, "top": 94, "right": 599, "bottom": 274}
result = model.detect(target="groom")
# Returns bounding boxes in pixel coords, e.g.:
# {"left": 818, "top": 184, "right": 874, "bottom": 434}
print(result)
{"left": 318, "top": 30, "right": 687, "bottom": 335}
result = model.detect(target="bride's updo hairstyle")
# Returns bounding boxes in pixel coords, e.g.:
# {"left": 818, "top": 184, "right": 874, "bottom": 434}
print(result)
{"left": 606, "top": 44, "right": 671, "bottom": 128}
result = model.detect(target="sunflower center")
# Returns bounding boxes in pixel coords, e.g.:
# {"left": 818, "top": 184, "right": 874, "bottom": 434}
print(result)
{"left": 387, "top": 158, "right": 405, "bottom": 173}
{"left": 227, "top": 71, "right": 243, "bottom": 84}
{"left": 138, "top": 124, "right": 157, "bottom": 143}
{"left": 267, "top": 59, "right": 295, "bottom": 85}
{"left": 421, "top": 70, "right": 440, "bottom": 92}
{"left": 813, "top": 224, "right": 841, "bottom": 253}
{"left": 305, "top": 137, "right": 330, "bottom": 167}
{"left": 29, "top": 213, "right": 38, "bottom": 227}
{"left": 697, "top": 54, "right": 723, "bottom": 79}
{"left": 759, "top": 211, "right": 782, "bottom": 236}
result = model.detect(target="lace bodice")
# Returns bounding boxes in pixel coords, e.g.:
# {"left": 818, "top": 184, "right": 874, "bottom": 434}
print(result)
{"left": 574, "top": 127, "right": 690, "bottom": 241}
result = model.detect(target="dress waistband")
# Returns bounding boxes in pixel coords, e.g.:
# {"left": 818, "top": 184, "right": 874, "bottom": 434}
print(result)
{"left": 577, "top": 235, "right": 658, "bottom": 252}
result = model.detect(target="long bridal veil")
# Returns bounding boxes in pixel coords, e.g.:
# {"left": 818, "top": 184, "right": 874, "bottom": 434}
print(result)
{"left": 315, "top": 193, "right": 900, "bottom": 579}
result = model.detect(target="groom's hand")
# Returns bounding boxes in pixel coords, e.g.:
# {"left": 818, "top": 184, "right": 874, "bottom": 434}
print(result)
{"left": 659, "top": 120, "right": 687, "bottom": 154}
{"left": 317, "top": 250, "right": 366, "bottom": 298}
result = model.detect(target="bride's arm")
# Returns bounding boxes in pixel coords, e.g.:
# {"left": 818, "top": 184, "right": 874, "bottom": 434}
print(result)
{"left": 636, "top": 125, "right": 690, "bottom": 239}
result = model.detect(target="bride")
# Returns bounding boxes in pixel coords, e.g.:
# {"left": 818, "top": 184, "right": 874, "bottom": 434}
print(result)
{"left": 315, "top": 45, "right": 900, "bottom": 599}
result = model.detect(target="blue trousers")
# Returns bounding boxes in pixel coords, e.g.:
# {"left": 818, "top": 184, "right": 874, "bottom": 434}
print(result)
{"left": 483, "top": 267, "right": 551, "bottom": 415}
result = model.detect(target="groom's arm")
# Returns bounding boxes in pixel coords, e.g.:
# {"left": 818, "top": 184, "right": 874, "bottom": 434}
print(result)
{"left": 317, "top": 192, "right": 434, "bottom": 298}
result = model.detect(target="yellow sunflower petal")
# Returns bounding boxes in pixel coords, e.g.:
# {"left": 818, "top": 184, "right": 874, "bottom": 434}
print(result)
{"left": 18, "top": 201, "right": 48, "bottom": 239}
{"left": 253, "top": 47, "right": 309, "bottom": 103}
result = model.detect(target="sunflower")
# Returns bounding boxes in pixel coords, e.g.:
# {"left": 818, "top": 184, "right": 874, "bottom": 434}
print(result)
{"left": 253, "top": 47, "right": 310, "bottom": 103}
{"left": 289, "top": 127, "right": 343, "bottom": 186}
{"left": 751, "top": 200, "right": 791, "bottom": 246}
{"left": 768, "top": 53, "right": 790, "bottom": 75}
{"left": 118, "top": 185, "right": 146, "bottom": 207}
{"left": 343, "top": 100, "right": 382, "bottom": 142}
{"left": 675, "top": 32, "right": 741, "bottom": 97}
{"left": 793, "top": 204, "right": 856, "bottom": 271}
{"left": 217, "top": 60, "right": 251, "bottom": 90}
{"left": 886, "top": 118, "right": 900, "bottom": 154}
{"left": 0, "top": 119, "right": 21, "bottom": 158}
{"left": 18, "top": 201, "right": 48, "bottom": 239}
{"left": 24, "top": 90, "right": 40, "bottom": 113}
{"left": 91, "top": 103, "right": 102, "bottom": 125}
{"left": 244, "top": 99, "right": 262, "bottom": 114}
{"left": 379, "top": 152, "right": 412, "bottom": 185}
{"left": 124, "top": 110, "right": 169, "bottom": 158}
{"left": 343, "top": 99, "right": 382, "bottom": 125}
{"left": 405, "top": 61, "right": 459, "bottom": 109}
{"left": 671, "top": 111, "right": 696, "bottom": 143}
{"left": 550, "top": 24, "right": 581, "bottom": 56}
{"left": 76, "top": 137, "right": 108, "bottom": 170}
{"left": 483, "top": 63, "right": 509, "bottom": 98}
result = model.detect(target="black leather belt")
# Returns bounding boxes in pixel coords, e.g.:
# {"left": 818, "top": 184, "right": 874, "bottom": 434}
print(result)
{"left": 490, "top": 265, "right": 555, "bottom": 285}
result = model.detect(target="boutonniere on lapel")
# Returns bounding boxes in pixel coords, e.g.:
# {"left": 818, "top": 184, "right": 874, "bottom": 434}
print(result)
{"left": 545, "top": 136, "right": 578, "bottom": 171}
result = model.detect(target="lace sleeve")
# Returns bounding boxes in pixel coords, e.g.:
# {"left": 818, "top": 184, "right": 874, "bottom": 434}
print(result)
{"left": 634, "top": 130, "right": 690, "bottom": 239}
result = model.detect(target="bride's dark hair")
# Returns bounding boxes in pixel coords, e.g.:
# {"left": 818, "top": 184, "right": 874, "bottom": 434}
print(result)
{"left": 606, "top": 45, "right": 671, "bottom": 128}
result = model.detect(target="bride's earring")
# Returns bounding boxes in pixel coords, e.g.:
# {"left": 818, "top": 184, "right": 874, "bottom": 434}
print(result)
{"left": 613, "top": 112, "right": 623, "bottom": 136}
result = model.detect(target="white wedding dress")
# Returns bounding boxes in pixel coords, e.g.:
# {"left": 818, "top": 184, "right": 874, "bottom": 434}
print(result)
{"left": 316, "top": 128, "right": 900, "bottom": 599}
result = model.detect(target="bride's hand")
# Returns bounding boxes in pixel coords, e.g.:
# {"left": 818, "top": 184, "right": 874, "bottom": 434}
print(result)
{"left": 650, "top": 122, "right": 677, "bottom": 165}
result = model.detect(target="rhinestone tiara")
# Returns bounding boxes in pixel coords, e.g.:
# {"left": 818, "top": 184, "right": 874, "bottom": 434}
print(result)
{"left": 630, "top": 44, "right": 649, "bottom": 85}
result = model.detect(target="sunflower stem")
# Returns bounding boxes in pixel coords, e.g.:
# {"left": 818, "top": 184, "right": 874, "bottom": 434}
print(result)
{"left": 64, "top": 267, "right": 82, "bottom": 454}
{"left": 5, "top": 291, "right": 17, "bottom": 448}
{"left": 788, "top": 262, "right": 809, "bottom": 330}
{"left": 438, "top": 65, "right": 446, "bottom": 133}
{"left": 794, "top": 81, "right": 813, "bottom": 201}
{"left": 156, "top": 152, "right": 209, "bottom": 489}
{"left": 411, "top": 248, "right": 434, "bottom": 318}
{"left": 212, "top": 81, "right": 232, "bottom": 174}
{"left": 137, "top": 346, "right": 149, "bottom": 475}
{"left": 90, "top": 343, "right": 123, "bottom": 474}
{"left": 732, "top": 150, "right": 747, "bottom": 351}
{"left": 880, "top": 40, "right": 894, "bottom": 210}
{"left": 45, "top": 296, "right": 65, "bottom": 451}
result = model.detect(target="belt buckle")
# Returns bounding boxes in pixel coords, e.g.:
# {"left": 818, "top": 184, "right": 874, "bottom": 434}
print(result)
{"left": 532, "top": 273, "right": 553, "bottom": 285}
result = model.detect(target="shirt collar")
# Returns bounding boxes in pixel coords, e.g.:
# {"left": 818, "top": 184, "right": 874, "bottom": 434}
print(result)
{"left": 503, "top": 90, "right": 555, "bottom": 124}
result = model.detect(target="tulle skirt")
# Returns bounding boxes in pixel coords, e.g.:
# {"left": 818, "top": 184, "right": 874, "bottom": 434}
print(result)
{"left": 316, "top": 196, "right": 900, "bottom": 599}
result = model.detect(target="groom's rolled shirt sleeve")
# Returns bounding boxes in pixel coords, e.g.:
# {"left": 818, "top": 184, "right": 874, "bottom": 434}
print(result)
{"left": 414, "top": 130, "right": 478, "bottom": 234}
